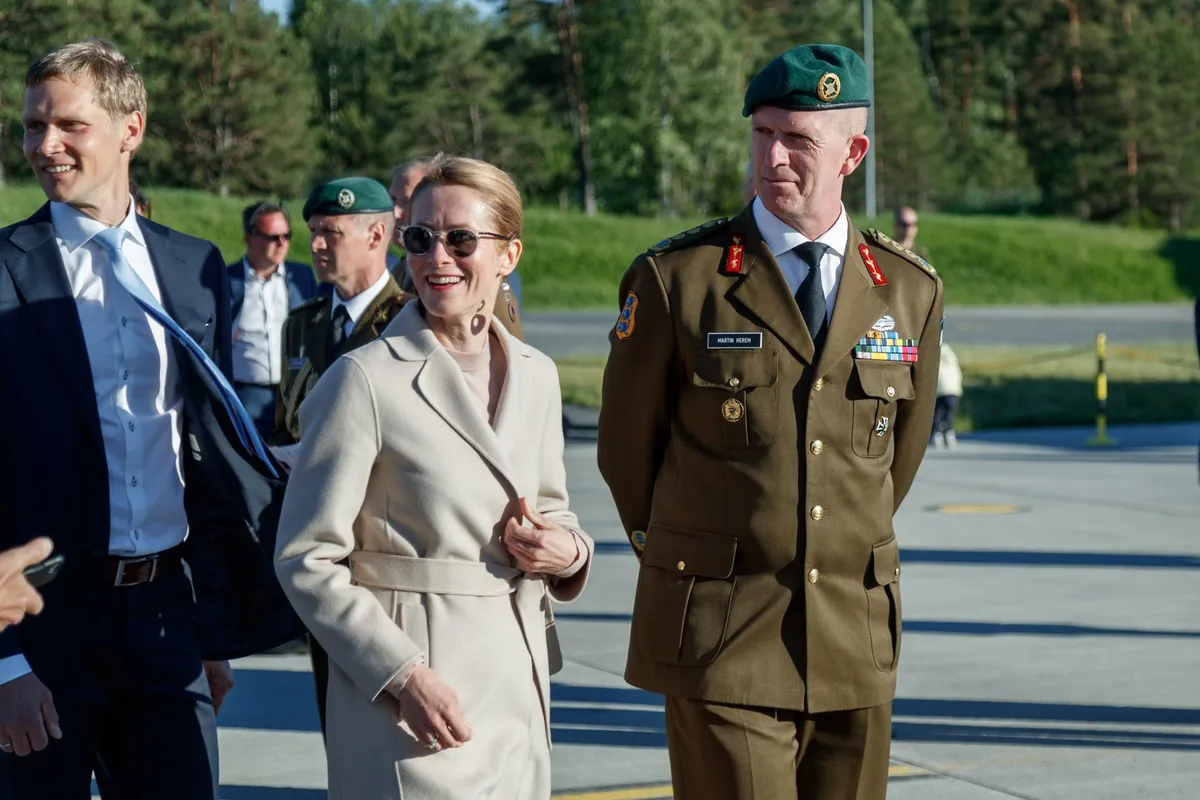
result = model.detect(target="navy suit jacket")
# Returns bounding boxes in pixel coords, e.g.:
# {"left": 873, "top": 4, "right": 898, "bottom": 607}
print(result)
{"left": 0, "top": 204, "right": 303, "bottom": 675}
{"left": 226, "top": 258, "right": 320, "bottom": 322}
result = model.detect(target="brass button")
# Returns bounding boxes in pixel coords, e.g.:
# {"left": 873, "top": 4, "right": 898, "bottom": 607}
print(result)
{"left": 810, "top": 440, "right": 824, "bottom": 455}
{"left": 728, "top": 376, "right": 741, "bottom": 389}
{"left": 894, "top": 567, "right": 901, "bottom": 577}
{"left": 813, "top": 377, "right": 825, "bottom": 392}
{"left": 808, "top": 568, "right": 820, "bottom": 584}
{"left": 810, "top": 505, "right": 825, "bottom": 521}
{"left": 677, "top": 560, "right": 687, "bottom": 572}
{"left": 886, "top": 385, "right": 896, "bottom": 398}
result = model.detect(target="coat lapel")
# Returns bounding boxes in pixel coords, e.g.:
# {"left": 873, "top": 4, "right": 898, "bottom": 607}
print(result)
{"left": 303, "top": 300, "right": 333, "bottom": 372}
{"left": 815, "top": 225, "right": 891, "bottom": 378}
{"left": 140, "top": 221, "right": 213, "bottom": 348}
{"left": 725, "top": 209, "right": 816, "bottom": 366}
{"left": 344, "top": 276, "right": 403, "bottom": 351}
{"left": 4, "top": 207, "right": 102, "bottom": 443}
{"left": 385, "top": 303, "right": 520, "bottom": 498}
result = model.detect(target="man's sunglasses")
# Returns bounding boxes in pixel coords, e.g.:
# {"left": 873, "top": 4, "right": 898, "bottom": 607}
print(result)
{"left": 401, "top": 226, "right": 511, "bottom": 258}
{"left": 252, "top": 231, "right": 291, "bottom": 244}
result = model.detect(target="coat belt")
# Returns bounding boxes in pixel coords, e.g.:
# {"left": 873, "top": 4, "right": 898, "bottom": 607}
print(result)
{"left": 348, "top": 551, "right": 554, "bottom": 743}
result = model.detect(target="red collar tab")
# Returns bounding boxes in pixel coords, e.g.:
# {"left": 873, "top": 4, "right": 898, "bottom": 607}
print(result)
{"left": 859, "top": 244, "right": 887, "bottom": 286}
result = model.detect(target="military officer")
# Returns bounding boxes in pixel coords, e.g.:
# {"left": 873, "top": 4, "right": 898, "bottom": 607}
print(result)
{"left": 388, "top": 156, "right": 525, "bottom": 341}
{"left": 270, "top": 177, "right": 411, "bottom": 735}
{"left": 597, "top": 44, "right": 943, "bottom": 800}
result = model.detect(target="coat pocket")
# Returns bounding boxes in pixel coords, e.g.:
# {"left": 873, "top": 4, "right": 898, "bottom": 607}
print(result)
{"left": 866, "top": 536, "right": 902, "bottom": 672}
{"left": 851, "top": 363, "right": 915, "bottom": 458}
{"left": 633, "top": 524, "right": 738, "bottom": 666}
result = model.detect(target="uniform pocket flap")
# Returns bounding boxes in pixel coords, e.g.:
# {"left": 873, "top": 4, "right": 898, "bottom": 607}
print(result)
{"left": 693, "top": 349, "right": 778, "bottom": 390}
{"left": 643, "top": 525, "right": 738, "bottom": 578}
{"left": 871, "top": 536, "right": 901, "bottom": 586}
{"left": 856, "top": 363, "right": 916, "bottom": 401}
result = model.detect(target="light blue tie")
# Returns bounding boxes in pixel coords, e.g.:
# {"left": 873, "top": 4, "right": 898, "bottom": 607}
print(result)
{"left": 94, "top": 227, "right": 279, "bottom": 478}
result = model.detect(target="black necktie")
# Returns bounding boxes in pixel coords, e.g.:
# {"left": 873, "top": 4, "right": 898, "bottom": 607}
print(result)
{"left": 793, "top": 241, "right": 829, "bottom": 351}
{"left": 331, "top": 304, "right": 351, "bottom": 350}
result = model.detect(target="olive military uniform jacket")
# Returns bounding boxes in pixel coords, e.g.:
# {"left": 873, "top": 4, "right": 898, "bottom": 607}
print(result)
{"left": 391, "top": 253, "right": 525, "bottom": 341}
{"left": 597, "top": 206, "right": 943, "bottom": 714}
{"left": 271, "top": 275, "right": 410, "bottom": 445}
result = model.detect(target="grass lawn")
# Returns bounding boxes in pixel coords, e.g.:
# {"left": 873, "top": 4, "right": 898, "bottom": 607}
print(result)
{"left": 553, "top": 344, "right": 1200, "bottom": 431}
{"left": 3, "top": 183, "right": 1197, "bottom": 310}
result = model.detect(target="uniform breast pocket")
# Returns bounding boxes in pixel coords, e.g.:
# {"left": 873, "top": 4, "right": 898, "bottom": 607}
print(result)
{"left": 851, "top": 363, "right": 915, "bottom": 458}
{"left": 686, "top": 350, "right": 779, "bottom": 450}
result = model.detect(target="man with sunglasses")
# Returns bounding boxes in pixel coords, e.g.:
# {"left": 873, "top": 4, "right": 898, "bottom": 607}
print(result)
{"left": 227, "top": 202, "right": 320, "bottom": 439}
{"left": 387, "top": 158, "right": 524, "bottom": 340}
{"left": 270, "top": 178, "right": 410, "bottom": 735}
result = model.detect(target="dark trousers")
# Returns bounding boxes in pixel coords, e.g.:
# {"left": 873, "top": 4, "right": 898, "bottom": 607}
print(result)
{"left": 0, "top": 563, "right": 218, "bottom": 799}
{"left": 665, "top": 698, "right": 892, "bottom": 800}
{"left": 234, "top": 382, "right": 278, "bottom": 441}
{"left": 932, "top": 394, "right": 959, "bottom": 435}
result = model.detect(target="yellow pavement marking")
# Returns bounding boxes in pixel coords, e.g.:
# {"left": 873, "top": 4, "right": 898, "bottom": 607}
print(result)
{"left": 552, "top": 765, "right": 929, "bottom": 799}
{"left": 934, "top": 503, "right": 1022, "bottom": 515}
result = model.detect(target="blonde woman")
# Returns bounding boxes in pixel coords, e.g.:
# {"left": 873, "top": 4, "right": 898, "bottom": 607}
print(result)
{"left": 274, "top": 155, "right": 593, "bottom": 799}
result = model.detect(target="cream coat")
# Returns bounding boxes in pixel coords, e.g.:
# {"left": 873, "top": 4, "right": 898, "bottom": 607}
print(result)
{"left": 274, "top": 301, "right": 593, "bottom": 800}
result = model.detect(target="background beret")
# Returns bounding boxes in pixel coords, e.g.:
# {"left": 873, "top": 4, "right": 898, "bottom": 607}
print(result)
{"left": 743, "top": 44, "right": 871, "bottom": 116}
{"left": 303, "top": 176, "right": 393, "bottom": 220}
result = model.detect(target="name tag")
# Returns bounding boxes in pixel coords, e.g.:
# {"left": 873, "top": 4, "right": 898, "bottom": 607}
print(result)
{"left": 707, "top": 332, "right": 763, "bottom": 350}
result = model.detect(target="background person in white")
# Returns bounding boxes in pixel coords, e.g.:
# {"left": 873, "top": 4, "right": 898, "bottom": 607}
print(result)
{"left": 0, "top": 39, "right": 299, "bottom": 798}
{"left": 227, "top": 202, "right": 319, "bottom": 439}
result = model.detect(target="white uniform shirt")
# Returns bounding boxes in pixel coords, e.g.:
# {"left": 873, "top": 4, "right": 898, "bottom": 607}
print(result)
{"left": 0, "top": 198, "right": 189, "bottom": 686}
{"left": 753, "top": 197, "right": 849, "bottom": 319}
{"left": 331, "top": 269, "right": 391, "bottom": 340}
{"left": 232, "top": 259, "right": 289, "bottom": 385}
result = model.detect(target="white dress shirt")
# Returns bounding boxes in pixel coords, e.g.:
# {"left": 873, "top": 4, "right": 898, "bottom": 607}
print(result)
{"left": 331, "top": 269, "right": 391, "bottom": 340}
{"left": 0, "top": 198, "right": 189, "bottom": 686}
{"left": 232, "top": 259, "right": 289, "bottom": 385}
{"left": 752, "top": 197, "right": 850, "bottom": 319}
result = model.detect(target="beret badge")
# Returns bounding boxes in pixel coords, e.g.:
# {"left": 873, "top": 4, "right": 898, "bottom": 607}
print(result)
{"left": 817, "top": 73, "right": 841, "bottom": 102}
{"left": 337, "top": 188, "right": 355, "bottom": 209}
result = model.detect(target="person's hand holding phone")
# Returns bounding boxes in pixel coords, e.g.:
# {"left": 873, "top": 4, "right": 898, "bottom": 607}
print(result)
{"left": 0, "top": 538, "right": 54, "bottom": 632}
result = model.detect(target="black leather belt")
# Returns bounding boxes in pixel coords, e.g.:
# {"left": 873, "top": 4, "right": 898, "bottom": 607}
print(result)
{"left": 106, "top": 547, "right": 182, "bottom": 588}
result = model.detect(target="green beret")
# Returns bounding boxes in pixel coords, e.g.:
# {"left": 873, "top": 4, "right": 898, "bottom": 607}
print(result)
{"left": 742, "top": 44, "right": 871, "bottom": 117}
{"left": 302, "top": 176, "right": 393, "bottom": 220}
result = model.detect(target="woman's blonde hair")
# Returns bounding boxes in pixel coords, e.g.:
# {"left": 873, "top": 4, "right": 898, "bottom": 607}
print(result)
{"left": 412, "top": 155, "right": 523, "bottom": 240}
{"left": 26, "top": 39, "right": 147, "bottom": 122}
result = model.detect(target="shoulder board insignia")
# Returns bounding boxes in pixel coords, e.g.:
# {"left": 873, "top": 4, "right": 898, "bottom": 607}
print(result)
{"left": 649, "top": 218, "right": 729, "bottom": 255}
{"left": 865, "top": 228, "right": 938, "bottom": 277}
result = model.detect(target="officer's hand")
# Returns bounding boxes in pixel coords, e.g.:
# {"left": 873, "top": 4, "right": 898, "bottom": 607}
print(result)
{"left": 0, "top": 672, "right": 61, "bottom": 756}
{"left": 0, "top": 538, "right": 53, "bottom": 632}
{"left": 203, "top": 660, "right": 235, "bottom": 714}
{"left": 392, "top": 664, "right": 472, "bottom": 751}
{"left": 503, "top": 498, "right": 579, "bottom": 576}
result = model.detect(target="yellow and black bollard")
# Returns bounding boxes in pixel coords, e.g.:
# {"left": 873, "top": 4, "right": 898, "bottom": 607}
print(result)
{"left": 1087, "top": 333, "right": 1115, "bottom": 446}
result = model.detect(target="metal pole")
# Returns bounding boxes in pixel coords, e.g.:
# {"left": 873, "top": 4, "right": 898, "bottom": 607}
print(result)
{"left": 1087, "top": 332, "right": 1115, "bottom": 446}
{"left": 863, "top": 0, "right": 877, "bottom": 219}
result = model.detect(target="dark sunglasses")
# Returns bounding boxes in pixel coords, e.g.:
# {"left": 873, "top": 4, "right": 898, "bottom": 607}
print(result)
{"left": 253, "top": 231, "right": 291, "bottom": 244}
{"left": 402, "top": 225, "right": 511, "bottom": 258}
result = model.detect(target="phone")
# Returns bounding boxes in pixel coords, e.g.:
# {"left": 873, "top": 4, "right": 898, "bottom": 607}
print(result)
{"left": 22, "top": 554, "right": 65, "bottom": 589}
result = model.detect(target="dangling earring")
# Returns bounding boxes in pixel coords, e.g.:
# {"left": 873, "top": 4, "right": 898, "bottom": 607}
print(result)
{"left": 502, "top": 279, "right": 517, "bottom": 322}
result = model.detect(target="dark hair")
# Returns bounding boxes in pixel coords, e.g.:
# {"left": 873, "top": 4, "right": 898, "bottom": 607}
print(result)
{"left": 130, "top": 180, "right": 151, "bottom": 219}
{"left": 242, "top": 201, "right": 289, "bottom": 235}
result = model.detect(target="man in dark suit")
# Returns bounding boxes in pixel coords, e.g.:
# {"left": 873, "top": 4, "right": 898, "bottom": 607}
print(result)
{"left": 227, "top": 202, "right": 319, "bottom": 439}
{"left": 0, "top": 39, "right": 300, "bottom": 799}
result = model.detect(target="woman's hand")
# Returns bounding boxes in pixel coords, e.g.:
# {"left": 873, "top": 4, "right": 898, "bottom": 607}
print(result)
{"left": 503, "top": 497, "right": 579, "bottom": 576}
{"left": 393, "top": 664, "right": 472, "bottom": 752}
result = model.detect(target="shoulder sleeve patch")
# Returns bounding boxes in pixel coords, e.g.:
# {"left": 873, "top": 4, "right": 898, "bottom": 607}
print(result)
{"left": 648, "top": 217, "right": 729, "bottom": 255}
{"left": 865, "top": 228, "right": 938, "bottom": 277}
{"left": 614, "top": 291, "right": 639, "bottom": 340}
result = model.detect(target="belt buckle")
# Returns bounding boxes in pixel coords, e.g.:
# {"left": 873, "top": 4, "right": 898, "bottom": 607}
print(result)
{"left": 113, "top": 554, "right": 159, "bottom": 587}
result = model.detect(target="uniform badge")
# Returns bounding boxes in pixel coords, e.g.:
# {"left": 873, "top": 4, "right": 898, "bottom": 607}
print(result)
{"left": 817, "top": 72, "right": 841, "bottom": 102}
{"left": 859, "top": 244, "right": 887, "bottom": 286}
{"left": 875, "top": 416, "right": 890, "bottom": 436}
{"left": 722, "top": 235, "right": 745, "bottom": 275}
{"left": 631, "top": 530, "right": 647, "bottom": 552}
{"left": 721, "top": 397, "right": 745, "bottom": 422}
{"left": 615, "top": 292, "right": 639, "bottom": 341}
{"left": 336, "top": 188, "right": 355, "bottom": 209}
{"left": 871, "top": 315, "right": 895, "bottom": 332}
